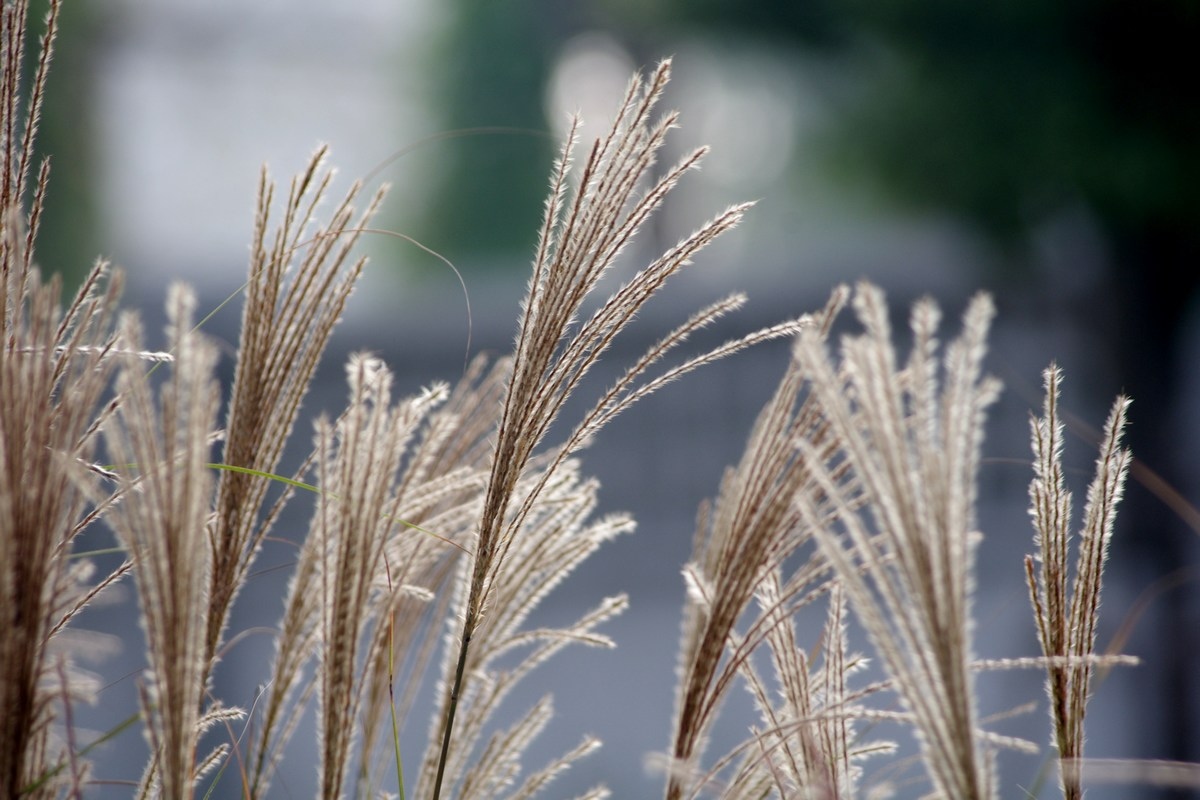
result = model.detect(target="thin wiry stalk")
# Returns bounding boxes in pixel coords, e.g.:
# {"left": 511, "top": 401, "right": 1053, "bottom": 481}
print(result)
{"left": 791, "top": 283, "right": 1002, "bottom": 799}
{"left": 430, "top": 59, "right": 800, "bottom": 798}
{"left": 105, "top": 285, "right": 222, "bottom": 799}
{"left": 53, "top": 655, "right": 89, "bottom": 799}
{"left": 204, "top": 148, "right": 387, "bottom": 686}
{"left": 1025, "top": 365, "right": 1131, "bottom": 799}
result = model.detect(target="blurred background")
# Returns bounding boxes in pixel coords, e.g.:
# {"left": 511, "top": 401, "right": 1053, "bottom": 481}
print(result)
{"left": 33, "top": 0, "right": 1199, "bottom": 796}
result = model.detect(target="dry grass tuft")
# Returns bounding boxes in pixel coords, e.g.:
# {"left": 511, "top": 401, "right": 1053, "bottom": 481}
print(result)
{"left": 1025, "top": 365, "right": 1133, "bottom": 799}
{"left": 425, "top": 58, "right": 806, "bottom": 799}
{"left": 2, "top": 3, "right": 126, "bottom": 796}
{"left": 205, "top": 148, "right": 387, "bottom": 683}
{"left": 104, "top": 286, "right": 222, "bottom": 799}
{"left": 788, "top": 285, "right": 1005, "bottom": 799}
{"left": 665, "top": 287, "right": 859, "bottom": 800}
{"left": 2, "top": 2, "right": 1188, "bottom": 798}
{"left": 659, "top": 285, "right": 1147, "bottom": 800}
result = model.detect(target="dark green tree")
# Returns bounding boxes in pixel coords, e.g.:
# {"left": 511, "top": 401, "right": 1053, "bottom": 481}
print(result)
{"left": 23, "top": 0, "right": 99, "bottom": 293}
{"left": 416, "top": 0, "right": 569, "bottom": 270}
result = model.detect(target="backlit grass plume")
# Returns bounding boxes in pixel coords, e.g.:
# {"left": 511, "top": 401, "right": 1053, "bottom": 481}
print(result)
{"left": 104, "top": 287, "right": 225, "bottom": 799}
{"left": 664, "top": 287, "right": 875, "bottom": 800}
{"left": 790, "top": 285, "right": 1007, "bottom": 798}
{"left": 204, "top": 147, "right": 387, "bottom": 685}
{"left": 426, "top": 58, "right": 805, "bottom": 799}
{"left": 1025, "top": 366, "right": 1132, "bottom": 799}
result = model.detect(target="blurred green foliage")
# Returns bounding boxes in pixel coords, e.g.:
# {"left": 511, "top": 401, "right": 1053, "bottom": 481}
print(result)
{"left": 642, "top": 0, "right": 1199, "bottom": 249}
{"left": 26, "top": 0, "right": 99, "bottom": 294}
{"left": 429, "top": 0, "right": 1197, "bottom": 284}
{"left": 415, "top": 0, "right": 563, "bottom": 270}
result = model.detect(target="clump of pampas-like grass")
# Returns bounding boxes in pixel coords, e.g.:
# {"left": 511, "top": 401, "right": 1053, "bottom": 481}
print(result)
{"left": 661, "top": 284, "right": 1146, "bottom": 799}
{"left": 4, "top": 1, "right": 1190, "bottom": 797}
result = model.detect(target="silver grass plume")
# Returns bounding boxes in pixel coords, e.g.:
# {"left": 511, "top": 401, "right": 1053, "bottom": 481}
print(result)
{"left": 306, "top": 355, "right": 454, "bottom": 798}
{"left": 246, "top": 356, "right": 504, "bottom": 799}
{"left": 105, "top": 285, "right": 223, "bottom": 799}
{"left": 1025, "top": 365, "right": 1132, "bottom": 799}
{"left": 0, "top": 252, "right": 123, "bottom": 798}
{"left": 665, "top": 288, "right": 855, "bottom": 799}
{"left": 428, "top": 58, "right": 806, "bottom": 799}
{"left": 204, "top": 147, "right": 387, "bottom": 686}
{"left": 415, "top": 459, "right": 630, "bottom": 799}
{"left": 354, "top": 355, "right": 507, "bottom": 794}
{"left": 791, "top": 283, "right": 1002, "bottom": 799}
{"left": 718, "top": 580, "right": 891, "bottom": 799}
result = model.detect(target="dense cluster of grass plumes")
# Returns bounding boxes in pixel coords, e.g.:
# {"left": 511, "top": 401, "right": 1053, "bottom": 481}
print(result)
{"left": 3, "top": 2, "right": 1195, "bottom": 797}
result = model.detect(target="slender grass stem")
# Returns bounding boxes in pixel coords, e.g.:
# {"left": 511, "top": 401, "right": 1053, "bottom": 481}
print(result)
{"left": 19, "top": 711, "right": 140, "bottom": 795}
{"left": 430, "top": 606, "right": 477, "bottom": 800}
{"left": 383, "top": 551, "right": 407, "bottom": 800}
